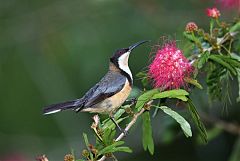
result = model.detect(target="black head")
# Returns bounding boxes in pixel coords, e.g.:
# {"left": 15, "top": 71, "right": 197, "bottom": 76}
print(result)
{"left": 110, "top": 40, "right": 150, "bottom": 65}
{"left": 110, "top": 48, "right": 129, "bottom": 65}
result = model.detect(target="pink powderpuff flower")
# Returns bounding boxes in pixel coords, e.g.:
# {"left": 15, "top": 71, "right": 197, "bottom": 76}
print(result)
{"left": 148, "top": 41, "right": 193, "bottom": 89}
{"left": 206, "top": 7, "right": 221, "bottom": 18}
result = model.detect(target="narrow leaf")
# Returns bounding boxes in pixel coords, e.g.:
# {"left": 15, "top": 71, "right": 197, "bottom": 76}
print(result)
{"left": 97, "top": 141, "right": 125, "bottom": 156}
{"left": 176, "top": 95, "right": 189, "bottom": 101}
{"left": 198, "top": 51, "right": 210, "bottom": 69}
{"left": 102, "top": 106, "right": 128, "bottom": 130}
{"left": 142, "top": 112, "right": 154, "bottom": 155}
{"left": 102, "top": 128, "right": 116, "bottom": 145}
{"left": 156, "top": 106, "right": 192, "bottom": 137}
{"left": 83, "top": 133, "right": 94, "bottom": 160}
{"left": 83, "top": 133, "right": 90, "bottom": 147}
{"left": 110, "top": 146, "right": 133, "bottom": 153}
{"left": 136, "top": 89, "right": 159, "bottom": 111}
{"left": 183, "top": 31, "right": 198, "bottom": 42}
{"left": 136, "top": 71, "right": 149, "bottom": 87}
{"left": 230, "top": 21, "right": 240, "bottom": 32}
{"left": 213, "top": 54, "right": 240, "bottom": 68}
{"left": 152, "top": 89, "right": 189, "bottom": 100}
{"left": 187, "top": 99, "right": 208, "bottom": 143}
{"left": 184, "top": 77, "right": 203, "bottom": 89}
{"left": 231, "top": 53, "right": 240, "bottom": 102}
{"left": 237, "top": 69, "right": 240, "bottom": 102}
{"left": 209, "top": 55, "right": 237, "bottom": 75}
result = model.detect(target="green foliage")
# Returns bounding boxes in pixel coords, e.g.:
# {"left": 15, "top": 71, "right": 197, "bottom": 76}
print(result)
{"left": 136, "top": 89, "right": 189, "bottom": 111}
{"left": 197, "top": 51, "right": 210, "bottom": 69}
{"left": 206, "top": 63, "right": 226, "bottom": 101}
{"left": 136, "top": 72, "right": 150, "bottom": 87}
{"left": 183, "top": 31, "right": 197, "bottom": 42}
{"left": 102, "top": 128, "right": 116, "bottom": 145}
{"left": 237, "top": 68, "right": 240, "bottom": 102}
{"left": 83, "top": 133, "right": 94, "bottom": 160}
{"left": 102, "top": 107, "right": 127, "bottom": 130}
{"left": 184, "top": 77, "right": 203, "bottom": 89}
{"left": 230, "top": 21, "right": 240, "bottom": 32}
{"left": 187, "top": 99, "right": 208, "bottom": 143}
{"left": 231, "top": 53, "right": 240, "bottom": 102}
{"left": 152, "top": 89, "right": 189, "bottom": 101}
{"left": 97, "top": 141, "right": 132, "bottom": 157}
{"left": 209, "top": 55, "right": 237, "bottom": 75}
{"left": 136, "top": 89, "right": 159, "bottom": 111}
{"left": 155, "top": 105, "right": 192, "bottom": 138}
{"left": 142, "top": 111, "right": 154, "bottom": 155}
{"left": 54, "top": 8, "right": 240, "bottom": 161}
{"left": 197, "top": 127, "right": 222, "bottom": 144}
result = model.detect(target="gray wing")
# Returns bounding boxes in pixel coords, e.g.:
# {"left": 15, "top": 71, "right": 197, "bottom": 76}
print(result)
{"left": 82, "top": 72, "right": 126, "bottom": 108}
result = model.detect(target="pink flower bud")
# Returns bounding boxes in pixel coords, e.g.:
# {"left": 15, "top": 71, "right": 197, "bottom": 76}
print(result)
{"left": 185, "top": 22, "right": 198, "bottom": 32}
{"left": 206, "top": 7, "right": 221, "bottom": 18}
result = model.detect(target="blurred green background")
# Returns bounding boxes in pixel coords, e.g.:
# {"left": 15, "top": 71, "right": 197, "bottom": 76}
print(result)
{"left": 0, "top": 0, "right": 239, "bottom": 160}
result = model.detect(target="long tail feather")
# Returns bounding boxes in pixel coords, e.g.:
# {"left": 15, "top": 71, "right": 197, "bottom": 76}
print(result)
{"left": 43, "top": 99, "right": 83, "bottom": 115}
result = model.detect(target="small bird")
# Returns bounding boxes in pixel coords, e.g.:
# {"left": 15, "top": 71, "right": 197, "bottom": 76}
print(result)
{"left": 43, "top": 40, "right": 149, "bottom": 131}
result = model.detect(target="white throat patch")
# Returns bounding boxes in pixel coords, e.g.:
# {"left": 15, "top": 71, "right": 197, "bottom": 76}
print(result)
{"left": 118, "top": 51, "right": 133, "bottom": 80}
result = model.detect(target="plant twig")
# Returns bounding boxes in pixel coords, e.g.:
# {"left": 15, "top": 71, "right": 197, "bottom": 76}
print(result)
{"left": 97, "top": 101, "right": 152, "bottom": 161}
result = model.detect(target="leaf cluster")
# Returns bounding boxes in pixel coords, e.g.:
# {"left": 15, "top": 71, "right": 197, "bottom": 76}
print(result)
{"left": 184, "top": 17, "right": 240, "bottom": 103}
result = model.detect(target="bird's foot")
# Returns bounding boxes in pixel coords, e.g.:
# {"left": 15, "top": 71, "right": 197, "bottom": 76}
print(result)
{"left": 120, "top": 128, "right": 129, "bottom": 137}
{"left": 126, "top": 98, "right": 137, "bottom": 105}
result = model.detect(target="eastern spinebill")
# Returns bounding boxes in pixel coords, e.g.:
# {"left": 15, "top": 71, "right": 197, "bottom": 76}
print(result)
{"left": 43, "top": 40, "right": 149, "bottom": 132}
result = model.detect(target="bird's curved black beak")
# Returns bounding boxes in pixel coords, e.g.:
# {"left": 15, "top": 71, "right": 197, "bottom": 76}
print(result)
{"left": 128, "top": 40, "right": 150, "bottom": 51}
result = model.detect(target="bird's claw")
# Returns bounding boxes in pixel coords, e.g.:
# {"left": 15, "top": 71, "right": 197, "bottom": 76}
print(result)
{"left": 120, "top": 129, "right": 129, "bottom": 136}
{"left": 126, "top": 98, "right": 137, "bottom": 105}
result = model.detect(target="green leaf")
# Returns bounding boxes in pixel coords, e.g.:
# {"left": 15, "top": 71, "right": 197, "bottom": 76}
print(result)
{"left": 83, "top": 133, "right": 93, "bottom": 160}
{"left": 183, "top": 31, "right": 198, "bottom": 42}
{"left": 97, "top": 141, "right": 125, "bottom": 156}
{"left": 152, "top": 89, "right": 189, "bottom": 101}
{"left": 102, "top": 128, "right": 116, "bottom": 145}
{"left": 198, "top": 51, "right": 210, "bottom": 69}
{"left": 237, "top": 69, "right": 240, "bottom": 102}
{"left": 230, "top": 21, "right": 240, "bottom": 32}
{"left": 215, "top": 55, "right": 240, "bottom": 68}
{"left": 102, "top": 108, "right": 126, "bottom": 130}
{"left": 184, "top": 77, "right": 203, "bottom": 89}
{"left": 231, "top": 53, "right": 240, "bottom": 102}
{"left": 187, "top": 99, "right": 208, "bottom": 143}
{"left": 175, "top": 95, "right": 189, "bottom": 101}
{"left": 155, "top": 106, "right": 192, "bottom": 137}
{"left": 83, "top": 133, "right": 90, "bottom": 147}
{"left": 209, "top": 55, "right": 237, "bottom": 75}
{"left": 206, "top": 63, "right": 226, "bottom": 101}
{"left": 110, "top": 146, "right": 132, "bottom": 153}
{"left": 136, "top": 89, "right": 159, "bottom": 111}
{"left": 136, "top": 71, "right": 147, "bottom": 78}
{"left": 142, "top": 112, "right": 154, "bottom": 155}
{"left": 207, "top": 127, "right": 222, "bottom": 140}
{"left": 136, "top": 71, "right": 149, "bottom": 87}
